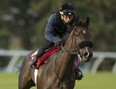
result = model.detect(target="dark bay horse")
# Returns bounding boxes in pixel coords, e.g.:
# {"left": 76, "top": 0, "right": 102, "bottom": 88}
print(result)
{"left": 18, "top": 17, "right": 93, "bottom": 89}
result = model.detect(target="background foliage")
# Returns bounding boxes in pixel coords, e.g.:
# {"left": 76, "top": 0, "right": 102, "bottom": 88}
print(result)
{"left": 0, "top": 0, "right": 116, "bottom": 51}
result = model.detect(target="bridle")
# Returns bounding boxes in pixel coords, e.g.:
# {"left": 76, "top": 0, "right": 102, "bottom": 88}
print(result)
{"left": 61, "top": 26, "right": 93, "bottom": 54}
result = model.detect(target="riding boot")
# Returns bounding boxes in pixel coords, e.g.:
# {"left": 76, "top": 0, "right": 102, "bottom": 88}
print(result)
{"left": 29, "top": 49, "right": 45, "bottom": 68}
{"left": 75, "top": 68, "right": 83, "bottom": 80}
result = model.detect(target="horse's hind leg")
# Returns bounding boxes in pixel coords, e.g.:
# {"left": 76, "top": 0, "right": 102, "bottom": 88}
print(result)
{"left": 18, "top": 68, "right": 35, "bottom": 89}
{"left": 18, "top": 58, "right": 35, "bottom": 89}
{"left": 18, "top": 78, "right": 35, "bottom": 89}
{"left": 18, "top": 67, "right": 35, "bottom": 89}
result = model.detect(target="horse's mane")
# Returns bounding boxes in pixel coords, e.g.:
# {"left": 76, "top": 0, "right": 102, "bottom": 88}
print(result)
{"left": 62, "top": 17, "right": 90, "bottom": 45}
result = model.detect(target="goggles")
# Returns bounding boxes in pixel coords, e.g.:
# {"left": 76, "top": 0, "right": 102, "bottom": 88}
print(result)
{"left": 60, "top": 10, "right": 75, "bottom": 16}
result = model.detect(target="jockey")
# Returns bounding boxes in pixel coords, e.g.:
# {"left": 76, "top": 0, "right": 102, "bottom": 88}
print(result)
{"left": 29, "top": 3, "right": 83, "bottom": 80}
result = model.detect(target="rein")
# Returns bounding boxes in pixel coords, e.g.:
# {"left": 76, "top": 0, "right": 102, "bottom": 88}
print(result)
{"left": 61, "top": 44, "right": 78, "bottom": 54}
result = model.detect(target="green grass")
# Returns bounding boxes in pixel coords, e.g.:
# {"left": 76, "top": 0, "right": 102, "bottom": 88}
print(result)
{"left": 75, "top": 72, "right": 116, "bottom": 89}
{"left": 0, "top": 72, "right": 116, "bottom": 89}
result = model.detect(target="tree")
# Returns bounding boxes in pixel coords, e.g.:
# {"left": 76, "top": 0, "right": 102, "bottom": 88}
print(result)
{"left": 0, "top": 0, "right": 115, "bottom": 51}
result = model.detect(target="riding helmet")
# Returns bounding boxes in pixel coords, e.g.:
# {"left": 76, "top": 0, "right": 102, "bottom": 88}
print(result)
{"left": 60, "top": 3, "right": 76, "bottom": 16}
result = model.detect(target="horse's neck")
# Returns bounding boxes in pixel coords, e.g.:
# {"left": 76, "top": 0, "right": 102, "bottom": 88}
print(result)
{"left": 56, "top": 33, "right": 76, "bottom": 78}
{"left": 65, "top": 30, "right": 77, "bottom": 52}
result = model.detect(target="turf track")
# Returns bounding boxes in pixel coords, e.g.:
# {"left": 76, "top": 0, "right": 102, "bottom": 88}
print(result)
{"left": 0, "top": 72, "right": 115, "bottom": 89}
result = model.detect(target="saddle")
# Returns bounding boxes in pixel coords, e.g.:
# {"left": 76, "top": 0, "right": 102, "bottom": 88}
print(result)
{"left": 36, "top": 46, "right": 61, "bottom": 68}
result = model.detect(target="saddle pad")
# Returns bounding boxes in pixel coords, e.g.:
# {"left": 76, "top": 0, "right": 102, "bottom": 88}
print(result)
{"left": 37, "top": 46, "right": 61, "bottom": 68}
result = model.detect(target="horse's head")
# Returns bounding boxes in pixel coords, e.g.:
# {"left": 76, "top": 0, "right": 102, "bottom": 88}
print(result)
{"left": 73, "top": 17, "right": 93, "bottom": 62}
{"left": 63, "top": 17, "right": 93, "bottom": 62}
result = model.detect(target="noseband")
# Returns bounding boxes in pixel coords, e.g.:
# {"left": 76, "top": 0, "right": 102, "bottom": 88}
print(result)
{"left": 78, "top": 41, "right": 93, "bottom": 49}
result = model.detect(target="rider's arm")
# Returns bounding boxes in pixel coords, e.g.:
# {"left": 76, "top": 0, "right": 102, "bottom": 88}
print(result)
{"left": 44, "top": 13, "right": 61, "bottom": 44}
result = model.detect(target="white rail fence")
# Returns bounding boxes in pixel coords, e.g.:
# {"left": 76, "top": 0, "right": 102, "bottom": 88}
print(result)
{"left": 0, "top": 50, "right": 116, "bottom": 73}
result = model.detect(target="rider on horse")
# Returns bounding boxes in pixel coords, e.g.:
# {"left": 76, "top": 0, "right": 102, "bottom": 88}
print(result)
{"left": 29, "top": 3, "right": 83, "bottom": 80}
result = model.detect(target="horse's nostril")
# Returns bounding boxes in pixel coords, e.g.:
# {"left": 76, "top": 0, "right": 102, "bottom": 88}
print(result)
{"left": 83, "top": 52, "right": 88, "bottom": 57}
{"left": 83, "top": 52, "right": 93, "bottom": 58}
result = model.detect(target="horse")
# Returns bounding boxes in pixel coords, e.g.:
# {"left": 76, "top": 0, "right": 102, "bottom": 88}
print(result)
{"left": 18, "top": 17, "right": 93, "bottom": 89}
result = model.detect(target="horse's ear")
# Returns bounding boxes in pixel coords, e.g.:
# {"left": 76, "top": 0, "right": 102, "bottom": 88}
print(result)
{"left": 76, "top": 16, "right": 80, "bottom": 23}
{"left": 75, "top": 16, "right": 80, "bottom": 25}
{"left": 86, "top": 17, "right": 89, "bottom": 27}
{"left": 77, "top": 21, "right": 82, "bottom": 26}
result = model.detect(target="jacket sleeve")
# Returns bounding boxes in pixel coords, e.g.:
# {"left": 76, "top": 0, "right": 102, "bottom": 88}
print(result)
{"left": 44, "top": 14, "right": 61, "bottom": 44}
